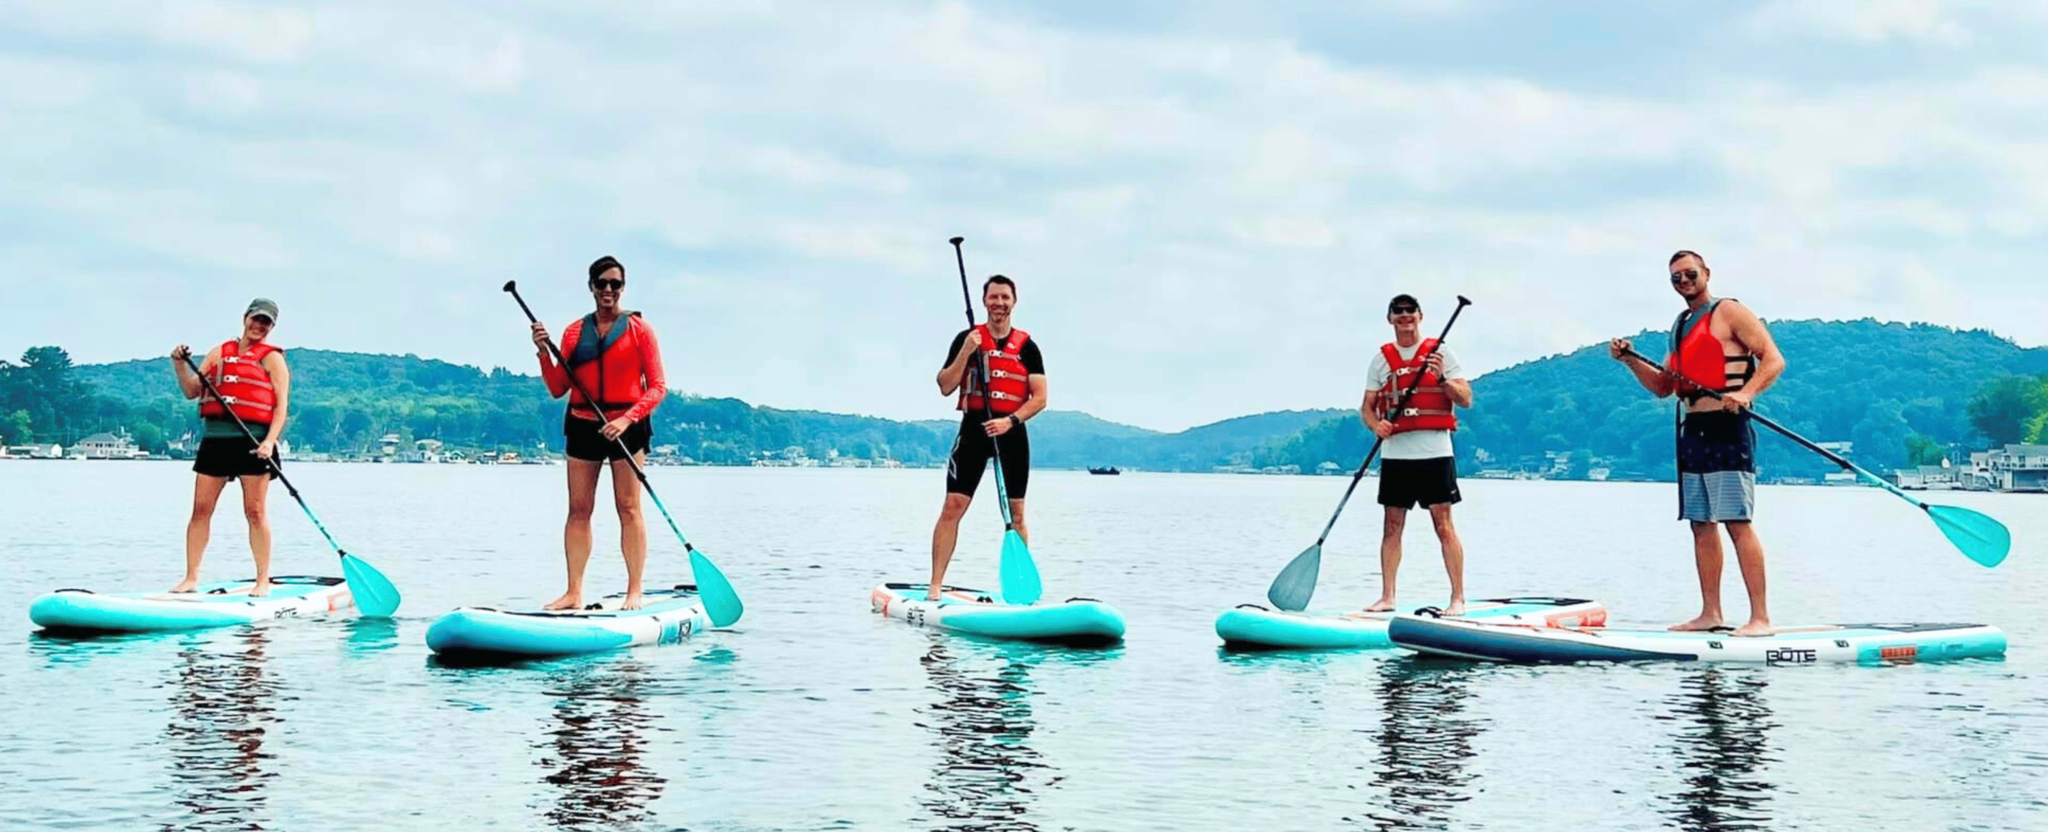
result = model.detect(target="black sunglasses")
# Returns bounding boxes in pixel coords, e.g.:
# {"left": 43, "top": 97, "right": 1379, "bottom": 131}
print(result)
{"left": 249, "top": 315, "right": 274, "bottom": 326}
{"left": 1670, "top": 269, "right": 1701, "bottom": 285}
{"left": 591, "top": 278, "right": 625, "bottom": 291}
{"left": 1389, "top": 306, "right": 1419, "bottom": 315}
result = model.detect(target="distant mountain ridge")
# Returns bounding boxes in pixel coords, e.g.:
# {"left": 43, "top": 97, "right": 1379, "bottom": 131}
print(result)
{"left": 33, "top": 318, "right": 2048, "bottom": 474}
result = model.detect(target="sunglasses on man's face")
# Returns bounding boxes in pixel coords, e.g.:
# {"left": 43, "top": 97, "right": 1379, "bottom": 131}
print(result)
{"left": 1389, "top": 306, "right": 1419, "bottom": 315}
{"left": 1670, "top": 269, "right": 1702, "bottom": 285}
{"left": 249, "top": 315, "right": 274, "bottom": 327}
{"left": 591, "top": 278, "right": 625, "bottom": 291}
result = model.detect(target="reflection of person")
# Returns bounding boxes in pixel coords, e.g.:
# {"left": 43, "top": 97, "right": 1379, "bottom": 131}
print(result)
{"left": 928, "top": 275, "right": 1047, "bottom": 600}
{"left": 169, "top": 298, "right": 289, "bottom": 596}
{"left": 1360, "top": 294, "right": 1473, "bottom": 616}
{"left": 1610, "top": 250, "right": 1786, "bottom": 637}
{"left": 539, "top": 662, "right": 667, "bottom": 831}
{"left": 530, "top": 255, "right": 668, "bottom": 611}
{"left": 1365, "top": 660, "right": 1481, "bottom": 830}
{"left": 1662, "top": 669, "right": 1776, "bottom": 829}
{"left": 164, "top": 628, "right": 278, "bottom": 828}
{"left": 917, "top": 638, "right": 1051, "bottom": 829}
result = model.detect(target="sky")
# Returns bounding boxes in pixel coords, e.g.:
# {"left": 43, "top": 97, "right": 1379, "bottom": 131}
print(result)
{"left": 4, "top": 1, "right": 2046, "bottom": 432}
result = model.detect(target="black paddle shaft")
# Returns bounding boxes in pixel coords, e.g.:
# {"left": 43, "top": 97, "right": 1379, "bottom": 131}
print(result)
{"left": 502, "top": 280, "right": 660, "bottom": 491}
{"left": 949, "top": 237, "right": 1018, "bottom": 527}
{"left": 1315, "top": 296, "right": 1473, "bottom": 542}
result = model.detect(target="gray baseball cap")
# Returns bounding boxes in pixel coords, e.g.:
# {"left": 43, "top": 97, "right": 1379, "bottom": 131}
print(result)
{"left": 245, "top": 298, "right": 279, "bottom": 322}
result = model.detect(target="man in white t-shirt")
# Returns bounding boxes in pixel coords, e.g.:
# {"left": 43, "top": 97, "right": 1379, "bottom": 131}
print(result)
{"left": 1359, "top": 293, "right": 1474, "bottom": 615}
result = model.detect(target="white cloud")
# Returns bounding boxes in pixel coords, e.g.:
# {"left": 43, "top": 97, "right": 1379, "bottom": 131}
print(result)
{"left": 1747, "top": 0, "right": 1973, "bottom": 46}
{"left": 2, "top": 1, "right": 2046, "bottom": 431}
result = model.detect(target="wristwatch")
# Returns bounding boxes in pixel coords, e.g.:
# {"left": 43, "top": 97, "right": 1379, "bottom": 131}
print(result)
{"left": 1008, "top": 415, "right": 1022, "bottom": 429}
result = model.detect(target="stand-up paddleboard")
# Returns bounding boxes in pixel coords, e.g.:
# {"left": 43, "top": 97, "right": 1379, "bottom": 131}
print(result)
{"left": 870, "top": 582, "right": 1125, "bottom": 647}
{"left": 1216, "top": 596, "right": 1606, "bottom": 651}
{"left": 1387, "top": 614, "right": 2007, "bottom": 665}
{"left": 29, "top": 575, "right": 354, "bottom": 634}
{"left": 426, "top": 585, "right": 712, "bottom": 663}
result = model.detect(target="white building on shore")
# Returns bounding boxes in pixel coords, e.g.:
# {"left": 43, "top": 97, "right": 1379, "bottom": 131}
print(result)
{"left": 1965, "top": 444, "right": 2048, "bottom": 492}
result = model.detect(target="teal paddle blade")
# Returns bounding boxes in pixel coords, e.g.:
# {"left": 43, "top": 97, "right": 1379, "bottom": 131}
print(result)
{"left": 1265, "top": 543, "right": 1321, "bottom": 611}
{"left": 341, "top": 554, "right": 402, "bottom": 617}
{"left": 998, "top": 530, "right": 1041, "bottom": 606}
{"left": 690, "top": 549, "right": 746, "bottom": 627}
{"left": 1928, "top": 505, "right": 2011, "bottom": 568}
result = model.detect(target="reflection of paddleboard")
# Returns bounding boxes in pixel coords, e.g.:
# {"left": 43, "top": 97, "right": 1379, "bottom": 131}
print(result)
{"left": 29, "top": 576, "right": 354, "bottom": 634}
{"left": 426, "top": 586, "right": 711, "bottom": 662}
{"left": 870, "top": 582, "right": 1125, "bottom": 647}
{"left": 1388, "top": 615, "right": 2008, "bottom": 665}
{"left": 1216, "top": 596, "right": 1606, "bottom": 651}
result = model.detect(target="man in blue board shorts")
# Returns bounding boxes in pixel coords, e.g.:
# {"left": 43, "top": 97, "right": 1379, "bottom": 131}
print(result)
{"left": 927, "top": 275, "right": 1048, "bottom": 601}
{"left": 1609, "top": 249, "right": 1787, "bottom": 637}
{"left": 1361, "top": 294, "right": 1473, "bottom": 616}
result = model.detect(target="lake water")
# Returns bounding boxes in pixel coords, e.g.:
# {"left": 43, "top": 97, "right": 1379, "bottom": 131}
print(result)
{"left": 1, "top": 463, "right": 2043, "bottom": 831}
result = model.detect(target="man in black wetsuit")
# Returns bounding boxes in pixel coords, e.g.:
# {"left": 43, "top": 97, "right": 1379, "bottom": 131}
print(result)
{"left": 927, "top": 275, "right": 1047, "bottom": 600}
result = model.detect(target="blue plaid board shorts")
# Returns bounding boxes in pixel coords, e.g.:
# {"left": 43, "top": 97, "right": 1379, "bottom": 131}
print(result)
{"left": 1677, "top": 410, "right": 1756, "bottom": 523}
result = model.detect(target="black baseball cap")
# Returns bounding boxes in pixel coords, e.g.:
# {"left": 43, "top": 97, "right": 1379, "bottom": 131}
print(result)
{"left": 1387, "top": 294, "right": 1420, "bottom": 313}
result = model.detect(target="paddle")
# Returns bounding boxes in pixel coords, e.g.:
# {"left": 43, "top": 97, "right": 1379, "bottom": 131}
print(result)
{"left": 1620, "top": 345, "right": 2010, "bottom": 568}
{"left": 504, "top": 281, "right": 746, "bottom": 626}
{"left": 179, "top": 352, "right": 402, "bottom": 616}
{"left": 1266, "top": 296, "right": 1473, "bottom": 611}
{"left": 949, "top": 236, "right": 1042, "bottom": 606}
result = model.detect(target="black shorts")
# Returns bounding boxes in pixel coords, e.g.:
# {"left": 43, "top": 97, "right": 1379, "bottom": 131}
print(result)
{"left": 945, "top": 418, "right": 1029, "bottom": 499}
{"left": 1378, "top": 456, "right": 1460, "bottom": 510}
{"left": 564, "top": 414, "right": 652, "bottom": 462}
{"left": 192, "top": 435, "right": 280, "bottom": 480}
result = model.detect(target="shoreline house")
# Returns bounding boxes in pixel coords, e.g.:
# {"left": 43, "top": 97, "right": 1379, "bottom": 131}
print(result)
{"left": 1966, "top": 444, "right": 2048, "bottom": 492}
{"left": 70, "top": 431, "right": 149, "bottom": 460}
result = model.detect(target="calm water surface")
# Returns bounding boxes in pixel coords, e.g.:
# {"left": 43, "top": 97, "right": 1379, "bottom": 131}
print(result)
{"left": 2, "top": 463, "right": 2043, "bottom": 831}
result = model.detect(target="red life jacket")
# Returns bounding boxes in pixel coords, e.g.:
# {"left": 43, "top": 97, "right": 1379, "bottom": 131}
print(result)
{"left": 556, "top": 312, "right": 663, "bottom": 422}
{"left": 959, "top": 325, "right": 1031, "bottom": 417}
{"left": 1378, "top": 339, "right": 1458, "bottom": 433}
{"left": 198, "top": 339, "right": 281, "bottom": 424}
{"left": 1665, "top": 299, "right": 1757, "bottom": 403}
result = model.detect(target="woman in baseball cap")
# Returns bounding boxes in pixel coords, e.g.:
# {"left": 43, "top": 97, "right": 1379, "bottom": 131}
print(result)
{"left": 167, "top": 298, "right": 292, "bottom": 595}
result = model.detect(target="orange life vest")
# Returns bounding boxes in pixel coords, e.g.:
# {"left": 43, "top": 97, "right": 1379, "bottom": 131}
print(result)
{"left": 1665, "top": 299, "right": 1757, "bottom": 403}
{"left": 556, "top": 312, "right": 663, "bottom": 422}
{"left": 198, "top": 339, "right": 281, "bottom": 424}
{"left": 1378, "top": 339, "right": 1458, "bottom": 433}
{"left": 959, "top": 325, "right": 1031, "bottom": 417}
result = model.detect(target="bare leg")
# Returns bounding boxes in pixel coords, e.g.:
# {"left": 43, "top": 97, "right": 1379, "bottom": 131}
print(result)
{"left": 612, "top": 453, "right": 648, "bottom": 610}
{"left": 928, "top": 493, "right": 972, "bottom": 600}
{"left": 1365, "top": 507, "right": 1407, "bottom": 612}
{"left": 1429, "top": 503, "right": 1465, "bottom": 616}
{"left": 240, "top": 474, "right": 274, "bottom": 596}
{"left": 547, "top": 458, "right": 602, "bottom": 610}
{"left": 175, "top": 475, "right": 231, "bottom": 593}
{"left": 1008, "top": 498, "right": 1029, "bottom": 545}
{"left": 1724, "top": 521, "right": 1773, "bottom": 637}
{"left": 1670, "top": 520, "right": 1727, "bottom": 631}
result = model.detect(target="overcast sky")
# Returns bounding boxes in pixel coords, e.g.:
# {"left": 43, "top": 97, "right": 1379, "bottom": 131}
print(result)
{"left": 5, "top": 1, "right": 2045, "bottom": 431}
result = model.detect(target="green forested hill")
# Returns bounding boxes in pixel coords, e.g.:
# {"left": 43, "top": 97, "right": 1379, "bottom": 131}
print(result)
{"left": 8, "top": 318, "right": 2044, "bottom": 475}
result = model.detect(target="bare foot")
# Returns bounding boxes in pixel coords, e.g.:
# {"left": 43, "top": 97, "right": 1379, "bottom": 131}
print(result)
{"left": 1363, "top": 598, "right": 1396, "bottom": 613}
{"left": 248, "top": 579, "right": 272, "bottom": 598}
{"left": 168, "top": 578, "right": 199, "bottom": 594}
{"left": 1731, "top": 620, "right": 1775, "bottom": 638}
{"left": 1669, "top": 614, "right": 1726, "bottom": 632}
{"left": 1442, "top": 600, "right": 1466, "bottom": 617}
{"left": 621, "top": 592, "right": 645, "bottom": 611}
{"left": 543, "top": 592, "right": 582, "bottom": 611}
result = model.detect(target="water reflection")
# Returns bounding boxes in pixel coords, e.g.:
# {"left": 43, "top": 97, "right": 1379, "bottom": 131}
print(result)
{"left": 1352, "top": 660, "right": 1484, "bottom": 831}
{"left": 914, "top": 637, "right": 1068, "bottom": 832}
{"left": 1657, "top": 669, "right": 1778, "bottom": 832}
{"left": 341, "top": 617, "right": 399, "bottom": 656}
{"left": 534, "top": 659, "right": 670, "bottom": 831}
{"left": 160, "top": 626, "right": 286, "bottom": 831}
